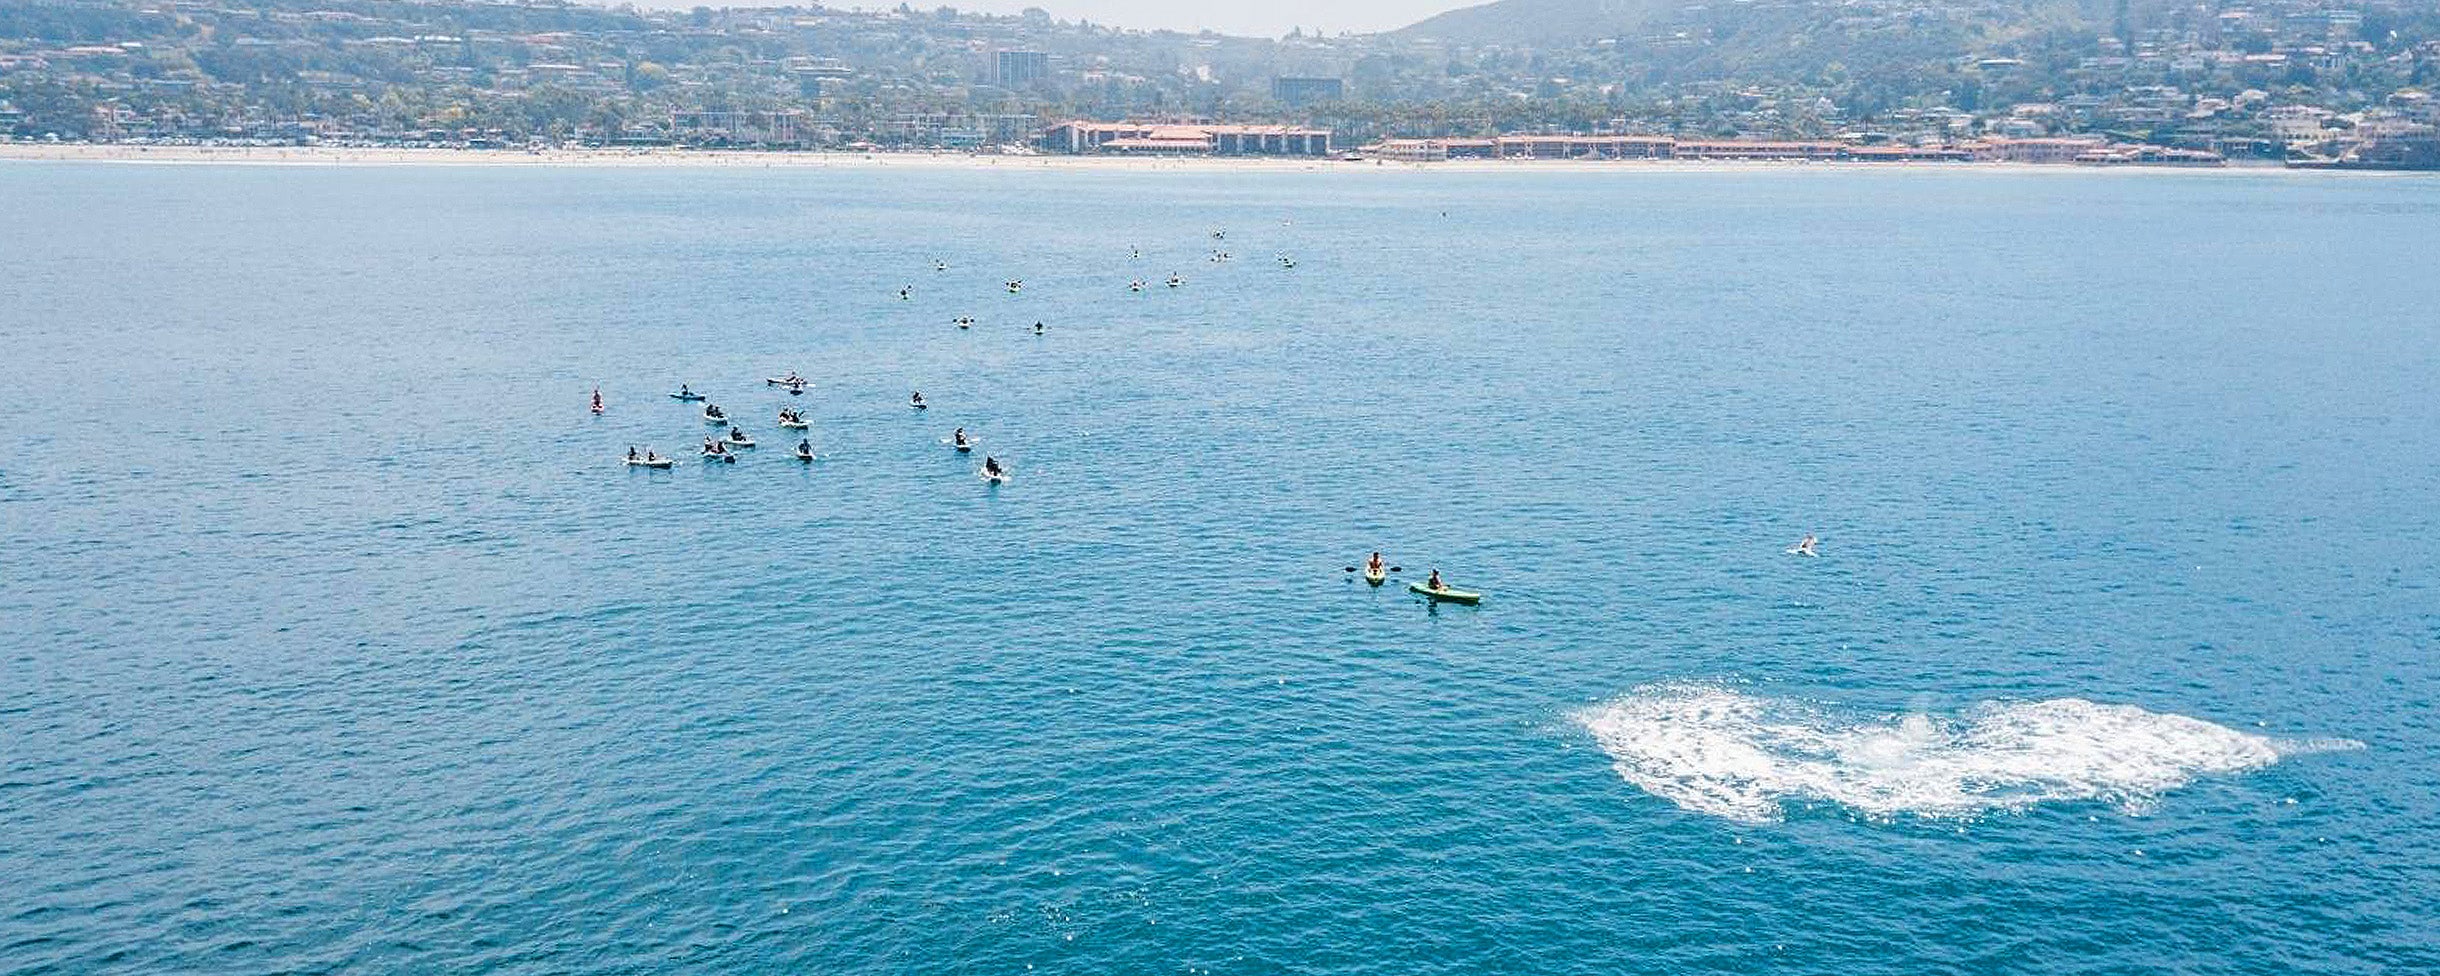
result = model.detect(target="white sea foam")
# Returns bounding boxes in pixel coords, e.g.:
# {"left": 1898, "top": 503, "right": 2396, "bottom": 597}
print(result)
{"left": 1573, "top": 682, "right": 2357, "bottom": 824}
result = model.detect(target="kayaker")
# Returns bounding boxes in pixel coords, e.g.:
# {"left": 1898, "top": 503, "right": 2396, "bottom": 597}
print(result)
{"left": 798, "top": 438, "right": 811, "bottom": 453}
{"left": 953, "top": 427, "right": 968, "bottom": 447}
{"left": 1426, "top": 569, "right": 1445, "bottom": 591}
{"left": 911, "top": 392, "right": 925, "bottom": 406}
{"left": 983, "top": 456, "right": 1003, "bottom": 477}
{"left": 1367, "top": 552, "right": 1384, "bottom": 575}
{"left": 627, "top": 447, "right": 639, "bottom": 461}
{"left": 679, "top": 384, "right": 692, "bottom": 397}
{"left": 1792, "top": 534, "right": 1818, "bottom": 557}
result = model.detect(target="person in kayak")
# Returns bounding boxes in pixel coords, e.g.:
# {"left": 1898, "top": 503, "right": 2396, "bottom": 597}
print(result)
{"left": 983, "top": 456, "right": 1004, "bottom": 477}
{"left": 797, "top": 438, "right": 811, "bottom": 454}
{"left": 627, "top": 447, "right": 639, "bottom": 461}
{"left": 1791, "top": 534, "right": 1818, "bottom": 557}
{"left": 1367, "top": 552, "right": 1385, "bottom": 575}
{"left": 1425, "top": 569, "right": 1445, "bottom": 591}
{"left": 911, "top": 392, "right": 925, "bottom": 407}
{"left": 953, "top": 427, "right": 969, "bottom": 448}
{"left": 679, "top": 384, "right": 693, "bottom": 397}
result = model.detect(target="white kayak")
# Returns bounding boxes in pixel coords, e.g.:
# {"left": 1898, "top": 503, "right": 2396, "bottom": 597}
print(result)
{"left": 702, "top": 409, "right": 728, "bottom": 424}
{"left": 777, "top": 418, "right": 810, "bottom": 430}
{"left": 625, "top": 457, "right": 675, "bottom": 469}
{"left": 979, "top": 468, "right": 1009, "bottom": 484}
{"left": 794, "top": 449, "right": 815, "bottom": 462}
{"left": 765, "top": 377, "right": 808, "bottom": 387}
{"left": 724, "top": 435, "right": 756, "bottom": 448}
{"left": 699, "top": 451, "right": 736, "bottom": 463}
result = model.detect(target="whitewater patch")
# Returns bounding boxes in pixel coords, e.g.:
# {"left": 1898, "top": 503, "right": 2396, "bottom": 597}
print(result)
{"left": 1573, "top": 682, "right": 2358, "bottom": 824}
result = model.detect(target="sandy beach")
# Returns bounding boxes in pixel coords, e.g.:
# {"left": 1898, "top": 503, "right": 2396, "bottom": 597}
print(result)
{"left": 0, "top": 141, "right": 2337, "bottom": 177}
{"left": 0, "top": 142, "right": 1361, "bottom": 171}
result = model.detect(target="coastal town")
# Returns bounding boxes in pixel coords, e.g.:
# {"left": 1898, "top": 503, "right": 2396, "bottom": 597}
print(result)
{"left": 4, "top": 0, "right": 2437, "bottom": 168}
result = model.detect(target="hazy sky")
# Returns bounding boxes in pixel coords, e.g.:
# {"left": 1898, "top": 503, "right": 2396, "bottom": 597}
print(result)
{"left": 626, "top": 0, "right": 1482, "bottom": 38}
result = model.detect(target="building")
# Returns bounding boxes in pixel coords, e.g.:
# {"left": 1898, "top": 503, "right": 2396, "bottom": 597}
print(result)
{"left": 2072, "top": 144, "right": 2226, "bottom": 165}
{"left": 1973, "top": 137, "right": 2109, "bottom": 163}
{"left": 1041, "top": 121, "right": 1331, "bottom": 156}
{"left": 1671, "top": 140, "right": 1845, "bottom": 161}
{"left": 996, "top": 50, "right": 1048, "bottom": 87}
{"left": 1493, "top": 134, "right": 1673, "bottom": 159}
{"left": 1271, "top": 76, "right": 1344, "bottom": 107}
{"left": 872, "top": 112, "right": 1039, "bottom": 148}
{"left": 671, "top": 110, "right": 804, "bottom": 147}
{"left": 1366, "top": 138, "right": 1497, "bottom": 161}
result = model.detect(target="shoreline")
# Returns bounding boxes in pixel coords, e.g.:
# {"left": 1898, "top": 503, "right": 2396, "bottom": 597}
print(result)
{"left": 0, "top": 142, "right": 2396, "bottom": 177}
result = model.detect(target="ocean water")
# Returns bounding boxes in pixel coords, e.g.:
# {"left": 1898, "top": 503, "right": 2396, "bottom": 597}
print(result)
{"left": 2, "top": 159, "right": 2436, "bottom": 973}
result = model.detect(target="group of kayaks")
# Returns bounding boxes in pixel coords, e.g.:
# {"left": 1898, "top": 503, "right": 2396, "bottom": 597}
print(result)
{"left": 606, "top": 380, "right": 1007, "bottom": 479}
{"left": 1354, "top": 556, "right": 1483, "bottom": 605}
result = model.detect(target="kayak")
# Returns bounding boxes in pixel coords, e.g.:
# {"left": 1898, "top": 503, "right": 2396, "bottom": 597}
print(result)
{"left": 700, "top": 451, "right": 735, "bottom": 463}
{"left": 911, "top": 401, "right": 929, "bottom": 410}
{"left": 794, "top": 449, "right": 815, "bottom": 462}
{"left": 1409, "top": 581, "right": 1481, "bottom": 604}
{"left": 1364, "top": 567, "right": 1386, "bottom": 586}
{"left": 764, "top": 377, "right": 808, "bottom": 387}
{"left": 669, "top": 392, "right": 706, "bottom": 401}
{"left": 955, "top": 442, "right": 972, "bottom": 453}
{"left": 777, "top": 418, "right": 810, "bottom": 430}
{"left": 625, "top": 457, "right": 674, "bottom": 468}
{"left": 723, "top": 434, "right": 756, "bottom": 448}
{"left": 979, "top": 468, "right": 1009, "bottom": 484}
{"left": 702, "top": 409, "right": 728, "bottom": 423}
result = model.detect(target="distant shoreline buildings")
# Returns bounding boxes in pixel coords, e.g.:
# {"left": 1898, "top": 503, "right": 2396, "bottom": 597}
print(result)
{"left": 1359, "top": 134, "right": 2226, "bottom": 165}
{"left": 6, "top": 0, "right": 2438, "bottom": 170}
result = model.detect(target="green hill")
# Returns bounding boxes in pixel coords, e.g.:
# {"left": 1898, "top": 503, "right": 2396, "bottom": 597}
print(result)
{"left": 1393, "top": 0, "right": 1686, "bottom": 47}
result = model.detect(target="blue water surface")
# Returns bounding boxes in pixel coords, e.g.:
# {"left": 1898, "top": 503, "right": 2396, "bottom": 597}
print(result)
{"left": 2, "top": 159, "right": 2436, "bottom": 973}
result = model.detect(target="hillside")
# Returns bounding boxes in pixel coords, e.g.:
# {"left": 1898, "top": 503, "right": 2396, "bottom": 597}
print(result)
{"left": 1393, "top": 0, "right": 1685, "bottom": 47}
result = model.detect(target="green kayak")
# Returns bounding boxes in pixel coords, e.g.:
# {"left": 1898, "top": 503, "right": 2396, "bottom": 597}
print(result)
{"left": 1409, "top": 581, "right": 1482, "bottom": 604}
